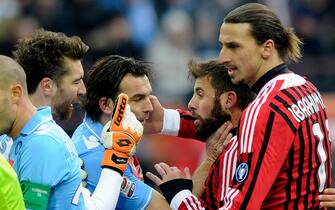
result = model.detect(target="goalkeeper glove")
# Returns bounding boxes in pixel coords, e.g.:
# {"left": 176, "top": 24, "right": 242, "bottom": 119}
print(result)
{"left": 101, "top": 93, "right": 143, "bottom": 174}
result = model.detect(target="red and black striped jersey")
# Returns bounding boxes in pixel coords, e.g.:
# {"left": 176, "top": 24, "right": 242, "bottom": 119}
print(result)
{"left": 223, "top": 71, "right": 332, "bottom": 209}
{"left": 173, "top": 110, "right": 238, "bottom": 210}
{"left": 172, "top": 67, "right": 331, "bottom": 210}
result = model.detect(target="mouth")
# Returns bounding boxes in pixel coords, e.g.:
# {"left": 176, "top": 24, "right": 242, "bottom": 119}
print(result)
{"left": 226, "top": 66, "right": 238, "bottom": 75}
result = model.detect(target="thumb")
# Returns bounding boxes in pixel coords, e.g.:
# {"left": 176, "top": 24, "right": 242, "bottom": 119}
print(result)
{"left": 184, "top": 167, "right": 191, "bottom": 179}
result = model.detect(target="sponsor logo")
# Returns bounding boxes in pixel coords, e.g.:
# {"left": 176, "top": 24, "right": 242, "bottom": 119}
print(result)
{"left": 114, "top": 97, "right": 127, "bottom": 126}
{"left": 235, "top": 162, "right": 248, "bottom": 183}
{"left": 121, "top": 177, "right": 135, "bottom": 198}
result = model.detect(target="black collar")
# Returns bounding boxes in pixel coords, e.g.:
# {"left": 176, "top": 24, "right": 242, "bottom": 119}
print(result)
{"left": 251, "top": 63, "right": 290, "bottom": 94}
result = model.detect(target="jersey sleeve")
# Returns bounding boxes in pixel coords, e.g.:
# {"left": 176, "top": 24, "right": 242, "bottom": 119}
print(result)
{"left": 17, "top": 135, "right": 70, "bottom": 187}
{"left": 161, "top": 109, "right": 197, "bottom": 139}
{"left": 170, "top": 190, "right": 205, "bottom": 210}
{"left": 224, "top": 104, "right": 297, "bottom": 209}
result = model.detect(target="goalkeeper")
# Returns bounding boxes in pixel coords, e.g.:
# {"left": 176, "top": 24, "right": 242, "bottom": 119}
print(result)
{"left": 0, "top": 153, "right": 25, "bottom": 209}
{"left": 0, "top": 55, "right": 142, "bottom": 210}
{"left": 72, "top": 55, "right": 170, "bottom": 210}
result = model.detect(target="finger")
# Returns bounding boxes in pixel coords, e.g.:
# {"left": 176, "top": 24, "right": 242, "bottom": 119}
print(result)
{"left": 223, "top": 133, "right": 233, "bottom": 147}
{"left": 319, "top": 201, "right": 335, "bottom": 207}
{"left": 159, "top": 162, "right": 173, "bottom": 173}
{"left": 217, "top": 123, "right": 234, "bottom": 144}
{"left": 211, "top": 122, "right": 229, "bottom": 140}
{"left": 149, "top": 95, "right": 158, "bottom": 104}
{"left": 318, "top": 194, "right": 335, "bottom": 201}
{"left": 323, "top": 188, "right": 335, "bottom": 194}
{"left": 146, "top": 172, "right": 163, "bottom": 185}
{"left": 184, "top": 167, "right": 192, "bottom": 179}
{"left": 154, "top": 163, "right": 167, "bottom": 177}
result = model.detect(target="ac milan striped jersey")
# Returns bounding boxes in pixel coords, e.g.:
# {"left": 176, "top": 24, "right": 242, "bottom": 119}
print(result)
{"left": 169, "top": 64, "right": 331, "bottom": 210}
{"left": 224, "top": 65, "right": 332, "bottom": 209}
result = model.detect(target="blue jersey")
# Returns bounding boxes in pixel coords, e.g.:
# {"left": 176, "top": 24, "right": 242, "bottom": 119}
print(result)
{"left": 9, "top": 107, "right": 85, "bottom": 210}
{"left": 72, "top": 115, "right": 153, "bottom": 210}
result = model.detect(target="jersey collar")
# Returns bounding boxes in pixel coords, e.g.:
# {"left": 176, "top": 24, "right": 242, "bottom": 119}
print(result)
{"left": 251, "top": 63, "right": 290, "bottom": 94}
{"left": 20, "top": 106, "right": 53, "bottom": 136}
{"left": 83, "top": 114, "right": 104, "bottom": 143}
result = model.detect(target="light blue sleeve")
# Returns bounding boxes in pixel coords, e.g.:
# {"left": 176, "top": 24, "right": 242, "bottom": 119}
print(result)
{"left": 116, "top": 165, "right": 153, "bottom": 210}
{"left": 17, "top": 135, "right": 70, "bottom": 185}
{"left": 17, "top": 135, "right": 85, "bottom": 210}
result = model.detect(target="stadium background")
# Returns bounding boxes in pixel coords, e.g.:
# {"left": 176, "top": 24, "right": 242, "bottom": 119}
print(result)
{"left": 0, "top": 0, "right": 334, "bottom": 187}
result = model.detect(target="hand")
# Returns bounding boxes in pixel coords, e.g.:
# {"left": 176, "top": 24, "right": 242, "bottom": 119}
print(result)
{"left": 101, "top": 93, "right": 143, "bottom": 174}
{"left": 146, "top": 162, "right": 191, "bottom": 186}
{"left": 319, "top": 188, "right": 335, "bottom": 207}
{"left": 143, "top": 95, "right": 164, "bottom": 134}
{"left": 206, "top": 121, "right": 233, "bottom": 162}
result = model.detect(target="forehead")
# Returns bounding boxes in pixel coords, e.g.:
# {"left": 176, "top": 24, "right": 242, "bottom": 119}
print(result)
{"left": 61, "top": 58, "right": 84, "bottom": 80}
{"left": 194, "top": 76, "right": 215, "bottom": 94}
{"left": 219, "top": 22, "right": 254, "bottom": 43}
{"left": 119, "top": 74, "right": 152, "bottom": 97}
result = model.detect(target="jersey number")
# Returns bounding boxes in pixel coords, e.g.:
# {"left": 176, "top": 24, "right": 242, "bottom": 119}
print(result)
{"left": 312, "top": 122, "right": 328, "bottom": 192}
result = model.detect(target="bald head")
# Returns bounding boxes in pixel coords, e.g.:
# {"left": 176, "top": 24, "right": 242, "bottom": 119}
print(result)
{"left": 0, "top": 55, "right": 27, "bottom": 92}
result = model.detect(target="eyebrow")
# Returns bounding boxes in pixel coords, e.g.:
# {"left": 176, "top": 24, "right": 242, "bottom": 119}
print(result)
{"left": 129, "top": 92, "right": 152, "bottom": 100}
{"left": 195, "top": 87, "right": 204, "bottom": 92}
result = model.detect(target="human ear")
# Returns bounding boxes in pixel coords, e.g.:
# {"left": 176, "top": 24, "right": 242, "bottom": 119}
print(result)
{"left": 98, "top": 97, "right": 114, "bottom": 115}
{"left": 40, "top": 77, "right": 55, "bottom": 96}
{"left": 220, "top": 91, "right": 237, "bottom": 109}
{"left": 262, "top": 39, "right": 275, "bottom": 59}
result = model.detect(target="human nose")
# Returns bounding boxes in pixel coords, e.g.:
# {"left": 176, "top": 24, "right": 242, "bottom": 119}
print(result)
{"left": 218, "top": 48, "right": 231, "bottom": 65}
{"left": 188, "top": 96, "right": 197, "bottom": 111}
{"left": 144, "top": 97, "right": 153, "bottom": 113}
{"left": 78, "top": 80, "right": 86, "bottom": 96}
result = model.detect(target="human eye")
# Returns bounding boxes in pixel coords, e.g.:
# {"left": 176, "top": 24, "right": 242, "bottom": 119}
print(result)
{"left": 227, "top": 42, "right": 239, "bottom": 49}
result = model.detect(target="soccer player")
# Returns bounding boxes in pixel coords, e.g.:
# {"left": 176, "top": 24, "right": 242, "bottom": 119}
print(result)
{"left": 72, "top": 55, "right": 170, "bottom": 210}
{"left": 148, "top": 3, "right": 332, "bottom": 209}
{"left": 0, "top": 28, "right": 87, "bottom": 159}
{"left": 0, "top": 153, "right": 25, "bottom": 210}
{"left": 2, "top": 30, "right": 142, "bottom": 209}
{"left": 146, "top": 59, "right": 254, "bottom": 209}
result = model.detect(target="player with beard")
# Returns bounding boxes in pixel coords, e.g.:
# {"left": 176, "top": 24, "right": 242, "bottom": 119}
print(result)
{"left": 0, "top": 29, "right": 87, "bottom": 160}
{"left": 13, "top": 29, "right": 87, "bottom": 121}
{"left": 0, "top": 55, "right": 145, "bottom": 209}
{"left": 146, "top": 59, "right": 255, "bottom": 210}
{"left": 149, "top": 3, "right": 332, "bottom": 209}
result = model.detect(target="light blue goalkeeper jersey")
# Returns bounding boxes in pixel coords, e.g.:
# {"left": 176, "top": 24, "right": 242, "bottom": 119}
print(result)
{"left": 9, "top": 107, "right": 85, "bottom": 210}
{"left": 72, "top": 115, "right": 153, "bottom": 210}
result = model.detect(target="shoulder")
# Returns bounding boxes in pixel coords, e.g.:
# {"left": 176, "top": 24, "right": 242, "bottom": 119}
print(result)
{"left": 72, "top": 125, "right": 103, "bottom": 156}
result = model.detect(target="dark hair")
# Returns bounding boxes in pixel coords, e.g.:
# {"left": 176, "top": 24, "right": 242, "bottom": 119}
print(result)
{"left": 13, "top": 29, "right": 89, "bottom": 94}
{"left": 188, "top": 59, "right": 254, "bottom": 110}
{"left": 224, "top": 3, "right": 302, "bottom": 62}
{"left": 85, "top": 55, "right": 153, "bottom": 122}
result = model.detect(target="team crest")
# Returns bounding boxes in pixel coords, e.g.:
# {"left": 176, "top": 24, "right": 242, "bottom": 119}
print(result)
{"left": 235, "top": 162, "right": 249, "bottom": 183}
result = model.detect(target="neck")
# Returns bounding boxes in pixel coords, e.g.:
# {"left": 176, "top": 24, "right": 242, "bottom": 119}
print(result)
{"left": 99, "top": 113, "right": 111, "bottom": 126}
{"left": 230, "top": 107, "right": 242, "bottom": 128}
{"left": 250, "top": 56, "right": 284, "bottom": 87}
{"left": 9, "top": 98, "right": 36, "bottom": 139}
{"left": 29, "top": 91, "right": 52, "bottom": 108}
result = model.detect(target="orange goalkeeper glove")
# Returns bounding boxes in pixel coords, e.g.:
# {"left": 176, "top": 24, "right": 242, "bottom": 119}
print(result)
{"left": 101, "top": 93, "right": 143, "bottom": 174}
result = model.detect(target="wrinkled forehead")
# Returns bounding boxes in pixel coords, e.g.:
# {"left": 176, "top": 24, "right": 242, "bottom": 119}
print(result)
{"left": 119, "top": 74, "right": 152, "bottom": 97}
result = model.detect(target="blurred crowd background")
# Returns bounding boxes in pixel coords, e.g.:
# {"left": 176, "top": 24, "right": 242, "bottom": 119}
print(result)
{"left": 0, "top": 0, "right": 334, "bottom": 185}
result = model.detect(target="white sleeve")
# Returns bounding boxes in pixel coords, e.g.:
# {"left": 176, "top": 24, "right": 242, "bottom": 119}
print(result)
{"left": 83, "top": 168, "right": 123, "bottom": 210}
{"left": 161, "top": 109, "right": 180, "bottom": 136}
